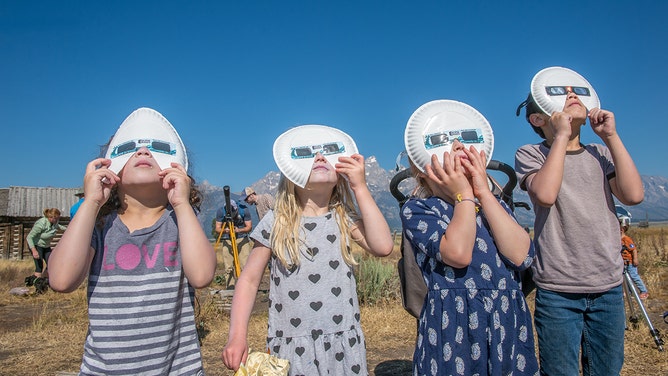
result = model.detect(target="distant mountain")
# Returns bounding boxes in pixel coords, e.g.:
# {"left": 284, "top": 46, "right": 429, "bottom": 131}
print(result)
{"left": 197, "top": 159, "right": 668, "bottom": 231}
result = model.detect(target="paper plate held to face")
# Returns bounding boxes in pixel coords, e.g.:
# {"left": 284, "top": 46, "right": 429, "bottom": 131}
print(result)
{"left": 531, "top": 66, "right": 600, "bottom": 115}
{"left": 105, "top": 107, "right": 188, "bottom": 174}
{"left": 404, "top": 100, "right": 494, "bottom": 174}
{"left": 273, "top": 125, "right": 358, "bottom": 188}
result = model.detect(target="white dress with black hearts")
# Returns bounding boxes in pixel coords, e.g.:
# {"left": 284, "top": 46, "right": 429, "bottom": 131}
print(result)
{"left": 250, "top": 210, "right": 368, "bottom": 376}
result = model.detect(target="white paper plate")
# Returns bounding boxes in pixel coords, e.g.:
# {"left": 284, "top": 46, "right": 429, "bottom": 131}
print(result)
{"left": 531, "top": 66, "right": 600, "bottom": 115}
{"left": 404, "top": 100, "right": 494, "bottom": 174}
{"left": 105, "top": 107, "right": 187, "bottom": 174}
{"left": 273, "top": 125, "right": 358, "bottom": 188}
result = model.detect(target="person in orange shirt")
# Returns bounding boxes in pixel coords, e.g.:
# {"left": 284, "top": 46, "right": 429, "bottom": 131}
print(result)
{"left": 619, "top": 216, "right": 649, "bottom": 299}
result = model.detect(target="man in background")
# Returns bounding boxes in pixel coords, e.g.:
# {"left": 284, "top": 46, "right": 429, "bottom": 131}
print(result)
{"left": 243, "top": 187, "right": 274, "bottom": 220}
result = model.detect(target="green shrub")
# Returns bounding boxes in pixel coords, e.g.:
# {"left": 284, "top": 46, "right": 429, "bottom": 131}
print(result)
{"left": 355, "top": 256, "right": 401, "bottom": 305}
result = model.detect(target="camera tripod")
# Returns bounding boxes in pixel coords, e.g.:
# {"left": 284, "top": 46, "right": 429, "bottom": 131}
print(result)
{"left": 622, "top": 265, "right": 664, "bottom": 351}
{"left": 215, "top": 186, "right": 241, "bottom": 280}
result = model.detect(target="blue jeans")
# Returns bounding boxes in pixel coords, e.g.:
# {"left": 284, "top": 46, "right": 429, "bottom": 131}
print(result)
{"left": 624, "top": 265, "right": 648, "bottom": 293}
{"left": 534, "top": 285, "right": 625, "bottom": 376}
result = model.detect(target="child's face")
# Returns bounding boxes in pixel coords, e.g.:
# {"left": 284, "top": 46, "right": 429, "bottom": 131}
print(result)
{"left": 118, "top": 146, "right": 163, "bottom": 184}
{"left": 561, "top": 90, "right": 588, "bottom": 124}
{"left": 306, "top": 152, "right": 338, "bottom": 186}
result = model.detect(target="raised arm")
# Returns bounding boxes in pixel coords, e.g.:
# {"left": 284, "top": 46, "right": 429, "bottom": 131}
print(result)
{"left": 463, "top": 147, "right": 531, "bottom": 266}
{"left": 49, "top": 158, "right": 120, "bottom": 293}
{"left": 336, "top": 153, "right": 393, "bottom": 257}
{"left": 523, "top": 112, "right": 573, "bottom": 207}
{"left": 589, "top": 108, "right": 644, "bottom": 205}
{"left": 160, "top": 163, "right": 216, "bottom": 288}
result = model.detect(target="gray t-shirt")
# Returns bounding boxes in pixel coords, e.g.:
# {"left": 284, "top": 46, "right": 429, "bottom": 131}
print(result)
{"left": 83, "top": 208, "right": 203, "bottom": 375}
{"left": 515, "top": 142, "right": 622, "bottom": 293}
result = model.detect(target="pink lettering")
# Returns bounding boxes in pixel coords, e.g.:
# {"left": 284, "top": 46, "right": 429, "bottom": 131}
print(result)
{"left": 115, "top": 244, "right": 141, "bottom": 270}
{"left": 163, "top": 242, "right": 178, "bottom": 267}
{"left": 141, "top": 244, "right": 161, "bottom": 268}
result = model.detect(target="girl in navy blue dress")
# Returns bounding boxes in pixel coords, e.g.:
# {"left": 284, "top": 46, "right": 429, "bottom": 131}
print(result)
{"left": 400, "top": 141, "right": 538, "bottom": 376}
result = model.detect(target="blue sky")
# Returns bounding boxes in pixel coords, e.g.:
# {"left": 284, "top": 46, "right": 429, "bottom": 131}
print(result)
{"left": 2, "top": 1, "right": 666, "bottom": 195}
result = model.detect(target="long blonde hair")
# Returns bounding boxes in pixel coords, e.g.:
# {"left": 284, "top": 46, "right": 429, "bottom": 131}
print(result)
{"left": 270, "top": 174, "right": 359, "bottom": 269}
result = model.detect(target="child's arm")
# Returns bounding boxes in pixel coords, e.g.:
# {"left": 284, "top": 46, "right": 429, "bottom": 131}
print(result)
{"left": 426, "top": 152, "right": 478, "bottom": 268}
{"left": 336, "top": 154, "right": 393, "bottom": 257}
{"left": 588, "top": 108, "right": 644, "bottom": 205}
{"left": 462, "top": 147, "right": 531, "bottom": 266}
{"left": 524, "top": 112, "right": 573, "bottom": 207}
{"left": 160, "top": 163, "right": 216, "bottom": 288}
{"left": 222, "top": 245, "right": 271, "bottom": 371}
{"left": 50, "top": 158, "right": 120, "bottom": 293}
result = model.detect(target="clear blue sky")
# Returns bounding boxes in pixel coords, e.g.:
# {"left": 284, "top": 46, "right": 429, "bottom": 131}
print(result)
{"left": 2, "top": 1, "right": 666, "bottom": 194}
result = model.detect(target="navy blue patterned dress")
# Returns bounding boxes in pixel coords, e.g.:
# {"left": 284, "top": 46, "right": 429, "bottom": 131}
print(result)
{"left": 401, "top": 196, "right": 538, "bottom": 376}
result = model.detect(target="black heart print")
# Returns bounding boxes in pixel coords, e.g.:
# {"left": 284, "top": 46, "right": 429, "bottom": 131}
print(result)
{"left": 310, "top": 301, "right": 323, "bottom": 311}
{"left": 288, "top": 290, "right": 300, "bottom": 300}
{"left": 307, "top": 247, "right": 319, "bottom": 258}
{"left": 327, "top": 234, "right": 337, "bottom": 243}
{"left": 308, "top": 274, "right": 321, "bottom": 283}
{"left": 304, "top": 222, "right": 317, "bottom": 231}
{"left": 290, "top": 318, "right": 301, "bottom": 327}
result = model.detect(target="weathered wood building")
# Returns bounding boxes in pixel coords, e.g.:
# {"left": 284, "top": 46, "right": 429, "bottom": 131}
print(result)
{"left": 0, "top": 186, "right": 80, "bottom": 260}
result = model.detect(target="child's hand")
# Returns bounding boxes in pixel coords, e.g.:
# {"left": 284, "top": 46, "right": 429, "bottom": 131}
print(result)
{"left": 461, "top": 147, "right": 491, "bottom": 198}
{"left": 548, "top": 111, "right": 573, "bottom": 139}
{"left": 84, "top": 158, "right": 119, "bottom": 208}
{"left": 159, "top": 163, "right": 191, "bottom": 209}
{"left": 425, "top": 152, "right": 473, "bottom": 203}
{"left": 588, "top": 108, "right": 617, "bottom": 139}
{"left": 335, "top": 153, "right": 366, "bottom": 191}
{"left": 222, "top": 337, "right": 249, "bottom": 371}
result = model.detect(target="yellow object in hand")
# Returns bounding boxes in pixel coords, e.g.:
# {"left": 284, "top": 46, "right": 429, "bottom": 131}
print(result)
{"left": 234, "top": 351, "right": 290, "bottom": 376}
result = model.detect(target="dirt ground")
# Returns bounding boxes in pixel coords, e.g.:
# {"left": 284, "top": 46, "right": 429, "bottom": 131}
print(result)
{"left": 2, "top": 236, "right": 668, "bottom": 375}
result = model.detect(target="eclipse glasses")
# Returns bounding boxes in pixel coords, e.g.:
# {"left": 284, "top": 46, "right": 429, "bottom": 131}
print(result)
{"left": 290, "top": 142, "right": 346, "bottom": 159}
{"left": 110, "top": 139, "right": 177, "bottom": 158}
{"left": 545, "top": 86, "right": 591, "bottom": 96}
{"left": 424, "top": 129, "right": 483, "bottom": 149}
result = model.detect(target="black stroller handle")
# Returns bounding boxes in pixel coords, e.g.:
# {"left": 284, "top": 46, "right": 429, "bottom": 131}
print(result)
{"left": 389, "top": 159, "right": 519, "bottom": 207}
{"left": 486, "top": 160, "right": 518, "bottom": 205}
{"left": 389, "top": 168, "right": 412, "bottom": 206}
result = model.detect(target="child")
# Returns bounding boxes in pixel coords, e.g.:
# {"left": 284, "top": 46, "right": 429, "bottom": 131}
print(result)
{"left": 25, "top": 207, "right": 67, "bottom": 292}
{"left": 401, "top": 99, "right": 538, "bottom": 375}
{"left": 515, "top": 67, "right": 644, "bottom": 375}
{"left": 222, "top": 125, "right": 394, "bottom": 376}
{"left": 619, "top": 216, "right": 649, "bottom": 299}
{"left": 49, "top": 108, "right": 216, "bottom": 375}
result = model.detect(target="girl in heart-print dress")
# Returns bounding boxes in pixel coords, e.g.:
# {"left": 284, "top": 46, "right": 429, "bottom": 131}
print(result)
{"left": 222, "top": 150, "right": 394, "bottom": 376}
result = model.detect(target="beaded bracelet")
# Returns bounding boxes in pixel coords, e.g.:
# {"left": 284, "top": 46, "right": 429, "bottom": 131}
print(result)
{"left": 455, "top": 193, "right": 479, "bottom": 212}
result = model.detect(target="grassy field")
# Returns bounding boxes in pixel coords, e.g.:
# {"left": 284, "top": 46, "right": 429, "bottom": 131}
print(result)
{"left": 0, "top": 227, "right": 667, "bottom": 375}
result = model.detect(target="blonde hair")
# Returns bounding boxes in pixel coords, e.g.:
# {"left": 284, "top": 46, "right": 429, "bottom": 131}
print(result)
{"left": 270, "top": 174, "right": 359, "bottom": 269}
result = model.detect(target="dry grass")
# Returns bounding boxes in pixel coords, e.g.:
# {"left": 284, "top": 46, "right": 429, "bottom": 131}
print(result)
{"left": 1, "top": 230, "right": 667, "bottom": 375}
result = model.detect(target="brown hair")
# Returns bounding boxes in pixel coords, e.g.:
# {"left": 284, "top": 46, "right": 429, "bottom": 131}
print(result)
{"left": 516, "top": 93, "right": 546, "bottom": 139}
{"left": 43, "top": 208, "right": 61, "bottom": 218}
